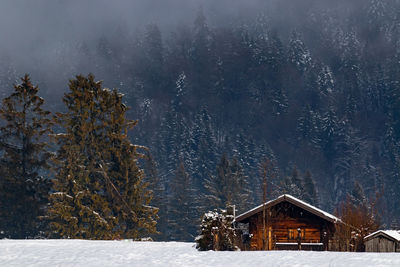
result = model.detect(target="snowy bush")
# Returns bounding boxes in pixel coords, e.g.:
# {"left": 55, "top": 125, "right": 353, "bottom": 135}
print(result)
{"left": 195, "top": 209, "right": 240, "bottom": 251}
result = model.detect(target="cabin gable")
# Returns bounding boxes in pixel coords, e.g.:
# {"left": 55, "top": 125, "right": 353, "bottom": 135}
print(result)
{"left": 364, "top": 230, "right": 400, "bottom": 252}
{"left": 236, "top": 195, "right": 337, "bottom": 251}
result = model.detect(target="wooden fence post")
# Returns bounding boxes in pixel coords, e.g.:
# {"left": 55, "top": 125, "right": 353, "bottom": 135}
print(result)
{"left": 297, "top": 228, "right": 302, "bottom": 250}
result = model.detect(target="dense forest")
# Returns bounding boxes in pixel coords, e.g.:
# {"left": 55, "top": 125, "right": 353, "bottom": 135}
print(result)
{"left": 1, "top": 0, "right": 400, "bottom": 241}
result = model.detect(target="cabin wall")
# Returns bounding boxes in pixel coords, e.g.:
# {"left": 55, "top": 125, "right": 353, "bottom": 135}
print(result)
{"left": 248, "top": 214, "right": 326, "bottom": 250}
{"left": 365, "top": 237, "right": 397, "bottom": 252}
{"left": 246, "top": 202, "right": 334, "bottom": 251}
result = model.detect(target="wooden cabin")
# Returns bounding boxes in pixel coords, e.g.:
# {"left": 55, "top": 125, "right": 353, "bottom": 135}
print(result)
{"left": 364, "top": 230, "right": 400, "bottom": 252}
{"left": 235, "top": 194, "right": 341, "bottom": 251}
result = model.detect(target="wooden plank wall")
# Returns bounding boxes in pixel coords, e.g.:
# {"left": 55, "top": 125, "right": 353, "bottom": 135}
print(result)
{"left": 365, "top": 237, "right": 397, "bottom": 252}
{"left": 246, "top": 201, "right": 333, "bottom": 250}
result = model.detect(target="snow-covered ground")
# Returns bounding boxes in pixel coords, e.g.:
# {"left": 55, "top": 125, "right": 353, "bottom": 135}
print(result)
{"left": 1, "top": 240, "right": 400, "bottom": 267}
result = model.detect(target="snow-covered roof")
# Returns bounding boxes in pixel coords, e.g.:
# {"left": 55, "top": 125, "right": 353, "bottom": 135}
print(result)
{"left": 364, "top": 230, "right": 400, "bottom": 242}
{"left": 235, "top": 194, "right": 341, "bottom": 224}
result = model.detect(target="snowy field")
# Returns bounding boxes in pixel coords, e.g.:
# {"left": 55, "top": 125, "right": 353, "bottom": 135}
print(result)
{"left": 1, "top": 240, "right": 400, "bottom": 267}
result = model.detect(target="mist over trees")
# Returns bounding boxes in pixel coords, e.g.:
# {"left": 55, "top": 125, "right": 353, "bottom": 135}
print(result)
{"left": 1, "top": 0, "right": 400, "bottom": 240}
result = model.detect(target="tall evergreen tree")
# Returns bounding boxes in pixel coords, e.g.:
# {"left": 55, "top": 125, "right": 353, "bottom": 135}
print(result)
{"left": 317, "top": 65, "right": 335, "bottom": 99}
{"left": 137, "top": 23, "right": 166, "bottom": 100}
{"left": 338, "top": 31, "right": 362, "bottom": 117}
{"left": 302, "top": 170, "right": 318, "bottom": 205}
{"left": 319, "top": 108, "right": 342, "bottom": 161}
{"left": 0, "top": 75, "right": 52, "bottom": 238}
{"left": 167, "top": 160, "right": 196, "bottom": 241}
{"left": 297, "top": 104, "right": 317, "bottom": 143}
{"left": 143, "top": 151, "right": 167, "bottom": 240}
{"left": 191, "top": 107, "right": 217, "bottom": 190}
{"left": 204, "top": 154, "right": 249, "bottom": 213}
{"left": 190, "top": 7, "right": 214, "bottom": 100}
{"left": 287, "top": 30, "right": 313, "bottom": 73}
{"left": 280, "top": 166, "right": 305, "bottom": 199}
{"left": 47, "top": 74, "right": 157, "bottom": 239}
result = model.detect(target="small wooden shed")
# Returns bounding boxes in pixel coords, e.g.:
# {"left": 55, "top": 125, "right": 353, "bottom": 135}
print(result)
{"left": 235, "top": 194, "right": 341, "bottom": 251}
{"left": 364, "top": 230, "right": 400, "bottom": 252}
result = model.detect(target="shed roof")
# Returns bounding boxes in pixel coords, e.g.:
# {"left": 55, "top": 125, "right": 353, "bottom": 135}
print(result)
{"left": 235, "top": 194, "right": 341, "bottom": 224}
{"left": 364, "top": 230, "right": 400, "bottom": 242}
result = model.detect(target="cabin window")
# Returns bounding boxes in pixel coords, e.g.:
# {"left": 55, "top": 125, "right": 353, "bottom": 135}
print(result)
{"left": 288, "top": 229, "right": 305, "bottom": 240}
{"left": 288, "top": 229, "right": 294, "bottom": 240}
{"left": 300, "top": 229, "right": 305, "bottom": 239}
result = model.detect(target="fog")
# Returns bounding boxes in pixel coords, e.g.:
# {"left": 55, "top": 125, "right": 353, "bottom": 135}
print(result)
{"left": 0, "top": 0, "right": 371, "bottom": 97}
{"left": 0, "top": 0, "right": 356, "bottom": 58}
{"left": 0, "top": 0, "right": 266, "bottom": 91}
{"left": 0, "top": 0, "right": 260, "bottom": 59}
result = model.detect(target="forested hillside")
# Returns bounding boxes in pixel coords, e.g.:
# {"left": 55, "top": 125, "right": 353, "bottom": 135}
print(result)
{"left": 0, "top": 0, "right": 399, "bottom": 240}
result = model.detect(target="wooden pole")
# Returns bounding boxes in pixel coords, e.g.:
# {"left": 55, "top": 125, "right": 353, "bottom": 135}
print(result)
{"left": 262, "top": 160, "right": 268, "bottom": 250}
{"left": 268, "top": 227, "right": 272, "bottom": 250}
{"left": 297, "top": 228, "right": 302, "bottom": 250}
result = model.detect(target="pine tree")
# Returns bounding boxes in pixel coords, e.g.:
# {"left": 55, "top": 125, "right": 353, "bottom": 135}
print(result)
{"left": 387, "top": 45, "right": 400, "bottom": 140}
{"left": 280, "top": 166, "right": 304, "bottom": 199}
{"left": 254, "top": 153, "right": 279, "bottom": 203}
{"left": 302, "top": 170, "right": 318, "bottom": 206}
{"left": 47, "top": 74, "right": 157, "bottom": 239}
{"left": 0, "top": 75, "right": 52, "bottom": 238}
{"left": 297, "top": 104, "right": 316, "bottom": 142}
{"left": 196, "top": 208, "right": 239, "bottom": 251}
{"left": 232, "top": 133, "right": 260, "bottom": 207}
{"left": 317, "top": 65, "right": 335, "bottom": 98}
{"left": 168, "top": 161, "right": 196, "bottom": 241}
{"left": 265, "top": 30, "right": 288, "bottom": 116}
{"left": 290, "top": 166, "right": 303, "bottom": 193}
{"left": 230, "top": 157, "right": 251, "bottom": 212}
{"left": 191, "top": 107, "right": 217, "bottom": 190}
{"left": 155, "top": 72, "right": 191, "bottom": 184}
{"left": 319, "top": 108, "right": 342, "bottom": 160}
{"left": 190, "top": 6, "right": 214, "bottom": 100}
{"left": 204, "top": 154, "right": 249, "bottom": 213}
{"left": 143, "top": 151, "right": 167, "bottom": 240}
{"left": 339, "top": 31, "right": 362, "bottom": 117}
{"left": 367, "top": 0, "right": 387, "bottom": 32}
{"left": 191, "top": 6, "right": 211, "bottom": 70}
{"left": 349, "top": 181, "right": 367, "bottom": 207}
{"left": 137, "top": 23, "right": 165, "bottom": 99}
{"left": 204, "top": 154, "right": 231, "bottom": 210}
{"left": 287, "top": 30, "right": 313, "bottom": 73}
{"left": 173, "top": 71, "right": 187, "bottom": 113}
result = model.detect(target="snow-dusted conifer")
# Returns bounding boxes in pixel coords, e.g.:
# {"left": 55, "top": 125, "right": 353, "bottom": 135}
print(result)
{"left": 0, "top": 75, "right": 52, "bottom": 239}
{"left": 143, "top": 151, "right": 167, "bottom": 240}
{"left": 288, "top": 30, "right": 312, "bottom": 73}
{"left": 168, "top": 161, "right": 196, "bottom": 241}
{"left": 204, "top": 154, "right": 249, "bottom": 213}
{"left": 196, "top": 209, "right": 239, "bottom": 251}
{"left": 302, "top": 170, "right": 318, "bottom": 206}
{"left": 47, "top": 74, "right": 157, "bottom": 239}
{"left": 280, "top": 166, "right": 304, "bottom": 199}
